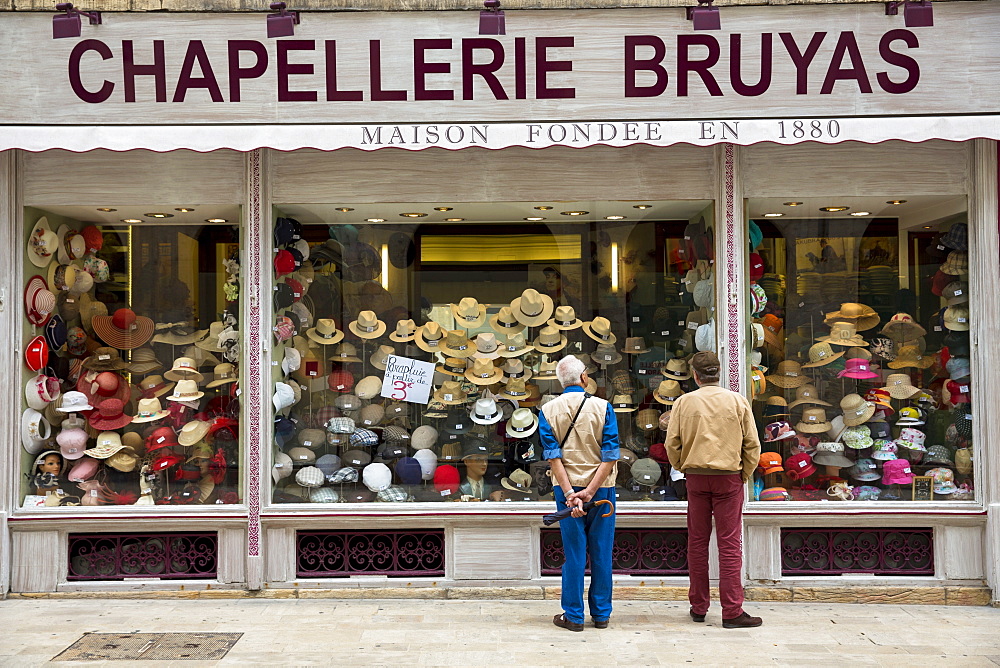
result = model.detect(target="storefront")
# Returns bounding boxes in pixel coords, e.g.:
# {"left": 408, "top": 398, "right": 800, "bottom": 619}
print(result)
{"left": 1, "top": 3, "right": 998, "bottom": 602}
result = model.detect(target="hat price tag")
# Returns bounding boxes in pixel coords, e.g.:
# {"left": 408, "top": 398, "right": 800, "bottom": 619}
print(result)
{"left": 960, "top": 385, "right": 969, "bottom": 393}
{"left": 632, "top": 317, "right": 640, "bottom": 323}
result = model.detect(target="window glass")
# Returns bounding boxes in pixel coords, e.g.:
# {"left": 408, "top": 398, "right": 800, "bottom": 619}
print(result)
{"left": 270, "top": 201, "right": 715, "bottom": 503}
{"left": 746, "top": 197, "right": 972, "bottom": 502}
{"left": 21, "top": 207, "right": 242, "bottom": 508}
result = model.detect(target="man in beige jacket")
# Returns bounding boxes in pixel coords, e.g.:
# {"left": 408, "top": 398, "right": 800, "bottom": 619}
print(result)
{"left": 665, "top": 351, "right": 762, "bottom": 628}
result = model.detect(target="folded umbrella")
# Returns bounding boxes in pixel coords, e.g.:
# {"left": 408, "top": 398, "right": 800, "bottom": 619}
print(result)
{"left": 542, "top": 499, "right": 614, "bottom": 526}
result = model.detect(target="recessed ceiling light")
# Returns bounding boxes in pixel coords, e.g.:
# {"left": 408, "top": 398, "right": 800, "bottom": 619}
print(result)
{"left": 850, "top": 211, "right": 872, "bottom": 217}
{"left": 366, "top": 218, "right": 386, "bottom": 223}
{"left": 96, "top": 207, "right": 117, "bottom": 212}
{"left": 174, "top": 207, "right": 195, "bottom": 212}
{"left": 782, "top": 201, "right": 803, "bottom": 207}
{"left": 534, "top": 206, "right": 554, "bottom": 211}
{"left": 121, "top": 218, "right": 142, "bottom": 224}
{"left": 205, "top": 218, "right": 228, "bottom": 223}
{"left": 604, "top": 215, "right": 626, "bottom": 220}
{"left": 400, "top": 212, "right": 428, "bottom": 218}
{"left": 445, "top": 218, "right": 464, "bottom": 222}
{"left": 632, "top": 204, "right": 653, "bottom": 210}
{"left": 886, "top": 200, "right": 908, "bottom": 205}
{"left": 820, "top": 206, "right": 850, "bottom": 212}
{"left": 335, "top": 207, "right": 354, "bottom": 212}
{"left": 433, "top": 207, "right": 453, "bottom": 212}
{"left": 763, "top": 213, "right": 783, "bottom": 217}
{"left": 561, "top": 211, "right": 589, "bottom": 216}
{"left": 144, "top": 212, "right": 173, "bottom": 218}
{"left": 524, "top": 217, "right": 546, "bottom": 221}
{"left": 923, "top": 226, "right": 932, "bottom": 229}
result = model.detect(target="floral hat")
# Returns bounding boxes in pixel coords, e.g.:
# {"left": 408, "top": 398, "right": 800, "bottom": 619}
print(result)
{"left": 847, "top": 457, "right": 881, "bottom": 481}
{"left": 841, "top": 425, "right": 874, "bottom": 450}
{"left": 926, "top": 467, "right": 958, "bottom": 494}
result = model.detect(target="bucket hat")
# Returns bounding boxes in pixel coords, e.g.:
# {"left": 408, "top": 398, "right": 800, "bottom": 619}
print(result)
{"left": 811, "top": 442, "right": 854, "bottom": 468}
{"left": 532, "top": 326, "right": 568, "bottom": 354}
{"left": 848, "top": 457, "right": 881, "bottom": 481}
{"left": 583, "top": 316, "right": 617, "bottom": 345}
{"left": 27, "top": 217, "right": 58, "bottom": 268}
{"left": 57, "top": 391, "right": 94, "bottom": 414}
{"left": 507, "top": 408, "right": 538, "bottom": 438}
{"left": 927, "top": 467, "right": 958, "bottom": 494}
{"left": 797, "top": 408, "right": 832, "bottom": 433}
{"left": 942, "top": 281, "right": 969, "bottom": 306}
{"left": 349, "top": 311, "right": 386, "bottom": 339}
{"left": 415, "top": 322, "right": 447, "bottom": 353}
{"left": 801, "top": 341, "right": 845, "bottom": 368}
{"left": 871, "top": 440, "right": 898, "bottom": 461}
{"left": 451, "top": 297, "right": 488, "bottom": 328}
{"left": 785, "top": 452, "right": 816, "bottom": 480}
{"left": 940, "top": 250, "right": 968, "bottom": 276}
{"left": 818, "top": 321, "right": 867, "bottom": 347}
{"left": 943, "top": 306, "right": 970, "bottom": 331}
{"left": 841, "top": 425, "right": 874, "bottom": 450}
{"left": 940, "top": 222, "right": 968, "bottom": 250}
{"left": 924, "top": 444, "right": 954, "bottom": 466}
{"left": 880, "top": 458, "right": 914, "bottom": 484}
{"left": 895, "top": 426, "right": 926, "bottom": 451}
{"left": 945, "top": 356, "right": 971, "bottom": 382}
{"left": 510, "top": 288, "right": 554, "bottom": 327}
{"left": 91, "top": 308, "right": 155, "bottom": 350}
{"left": 838, "top": 358, "right": 879, "bottom": 379}
{"left": 489, "top": 306, "right": 526, "bottom": 335}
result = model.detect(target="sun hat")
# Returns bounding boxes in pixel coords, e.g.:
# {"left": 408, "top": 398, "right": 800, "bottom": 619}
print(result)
{"left": 926, "top": 467, "right": 958, "bottom": 494}
{"left": 818, "top": 321, "right": 867, "bottom": 348}
{"left": 164, "top": 356, "right": 205, "bottom": 382}
{"left": 25, "top": 373, "right": 61, "bottom": 410}
{"left": 811, "top": 442, "right": 854, "bottom": 468}
{"left": 839, "top": 394, "right": 876, "bottom": 426}
{"left": 450, "top": 297, "right": 488, "bottom": 329}
{"left": 489, "top": 306, "right": 527, "bottom": 335}
{"left": 836, "top": 358, "right": 879, "bottom": 380}
{"left": 85, "top": 431, "right": 126, "bottom": 459}
{"left": 871, "top": 439, "right": 898, "bottom": 461}
{"left": 583, "top": 316, "right": 617, "bottom": 345}
{"left": 27, "top": 217, "right": 58, "bottom": 267}
{"left": 20, "top": 407, "right": 52, "bottom": 455}
{"left": 510, "top": 288, "right": 554, "bottom": 327}
{"left": 841, "top": 425, "right": 874, "bottom": 450}
{"left": 348, "top": 311, "right": 386, "bottom": 339}
{"left": 125, "top": 347, "right": 163, "bottom": 375}
{"left": 437, "top": 330, "right": 475, "bottom": 358}
{"left": 823, "top": 303, "right": 880, "bottom": 331}
{"left": 764, "top": 421, "right": 796, "bottom": 442}
{"left": 881, "top": 373, "right": 920, "bottom": 400}
{"left": 887, "top": 345, "right": 934, "bottom": 370}
{"left": 881, "top": 313, "right": 926, "bottom": 340}
{"left": 131, "top": 397, "right": 170, "bottom": 423}
{"left": 763, "top": 396, "right": 790, "bottom": 418}
{"left": 168, "top": 378, "right": 205, "bottom": 404}
{"left": 940, "top": 250, "right": 968, "bottom": 276}
{"left": 591, "top": 343, "right": 622, "bottom": 366}
{"left": 797, "top": 408, "right": 832, "bottom": 433}
{"left": 766, "top": 361, "right": 809, "bottom": 388}
{"left": 82, "top": 346, "right": 129, "bottom": 372}
{"left": 895, "top": 406, "right": 925, "bottom": 426}
{"left": 24, "top": 275, "right": 55, "bottom": 326}
{"left": 506, "top": 408, "right": 539, "bottom": 438}
{"left": 464, "top": 357, "right": 503, "bottom": 385}
{"left": 801, "top": 342, "right": 845, "bottom": 368}
{"left": 847, "top": 457, "right": 881, "bottom": 481}
{"left": 787, "top": 385, "right": 830, "bottom": 409}
{"left": 91, "top": 308, "right": 154, "bottom": 350}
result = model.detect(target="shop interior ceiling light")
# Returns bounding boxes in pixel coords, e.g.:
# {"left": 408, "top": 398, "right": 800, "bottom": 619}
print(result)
{"left": 820, "top": 206, "right": 850, "bottom": 212}
{"left": 885, "top": 0, "right": 933, "bottom": 27}
{"left": 850, "top": 211, "right": 872, "bottom": 216}
{"left": 205, "top": 218, "right": 228, "bottom": 223}
{"left": 433, "top": 207, "right": 453, "bottom": 211}
{"left": 605, "top": 216, "right": 626, "bottom": 220}
{"left": 763, "top": 213, "right": 783, "bottom": 217}
{"left": 52, "top": 3, "right": 101, "bottom": 39}
{"left": 145, "top": 213, "right": 173, "bottom": 218}
{"left": 366, "top": 218, "right": 386, "bottom": 223}
{"left": 534, "top": 206, "right": 554, "bottom": 211}
{"left": 479, "top": 0, "right": 505, "bottom": 35}
{"left": 783, "top": 202, "right": 803, "bottom": 207}
{"left": 886, "top": 200, "right": 908, "bottom": 205}
{"left": 121, "top": 218, "right": 142, "bottom": 224}
{"left": 400, "top": 213, "right": 428, "bottom": 218}
{"left": 335, "top": 207, "right": 354, "bottom": 212}
{"left": 632, "top": 204, "right": 653, "bottom": 210}
{"left": 561, "top": 211, "right": 589, "bottom": 216}
{"left": 96, "top": 208, "right": 116, "bottom": 212}
{"left": 174, "top": 208, "right": 195, "bottom": 212}
{"left": 686, "top": 0, "right": 721, "bottom": 31}
{"left": 266, "top": 2, "right": 300, "bottom": 38}
{"left": 524, "top": 217, "right": 546, "bottom": 221}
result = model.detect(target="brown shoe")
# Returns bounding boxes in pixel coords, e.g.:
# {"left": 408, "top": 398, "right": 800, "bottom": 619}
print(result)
{"left": 592, "top": 618, "right": 609, "bottom": 629}
{"left": 690, "top": 609, "right": 706, "bottom": 623}
{"left": 553, "top": 613, "right": 584, "bottom": 632}
{"left": 722, "top": 612, "right": 763, "bottom": 629}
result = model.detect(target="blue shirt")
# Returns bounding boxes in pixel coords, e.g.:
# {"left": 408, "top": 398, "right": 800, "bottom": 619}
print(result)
{"left": 539, "top": 385, "right": 620, "bottom": 463}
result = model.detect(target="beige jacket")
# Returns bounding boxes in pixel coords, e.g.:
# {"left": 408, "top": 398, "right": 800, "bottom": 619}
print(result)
{"left": 540, "top": 391, "right": 618, "bottom": 488}
{"left": 664, "top": 384, "right": 761, "bottom": 482}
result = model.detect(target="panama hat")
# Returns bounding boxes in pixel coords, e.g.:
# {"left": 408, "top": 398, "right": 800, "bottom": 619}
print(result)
{"left": 305, "top": 318, "right": 344, "bottom": 346}
{"left": 501, "top": 358, "right": 532, "bottom": 383}
{"left": 653, "top": 380, "right": 684, "bottom": 405}
{"left": 469, "top": 397, "right": 503, "bottom": 425}
{"left": 434, "top": 380, "right": 468, "bottom": 405}
{"left": 611, "top": 394, "right": 637, "bottom": 413}
{"left": 91, "top": 308, "right": 155, "bottom": 350}
{"left": 471, "top": 332, "right": 501, "bottom": 360}
{"left": 465, "top": 358, "right": 503, "bottom": 385}
{"left": 583, "top": 316, "right": 617, "bottom": 344}
{"left": 489, "top": 306, "right": 526, "bottom": 335}
{"left": 415, "top": 322, "right": 447, "bottom": 353}
{"left": 329, "top": 342, "right": 362, "bottom": 363}
{"left": 548, "top": 305, "right": 583, "bottom": 330}
{"left": 500, "top": 377, "right": 530, "bottom": 401}
{"left": 506, "top": 407, "right": 539, "bottom": 438}
{"left": 369, "top": 345, "right": 395, "bottom": 371}
{"left": 662, "top": 357, "right": 691, "bottom": 380}
{"left": 451, "top": 297, "right": 488, "bottom": 328}
{"left": 496, "top": 331, "right": 533, "bottom": 358}
{"left": 532, "top": 326, "right": 568, "bottom": 354}
{"left": 168, "top": 379, "right": 205, "bottom": 403}
{"left": 510, "top": 288, "right": 554, "bottom": 327}
{"left": 348, "top": 311, "right": 386, "bottom": 339}
{"left": 440, "top": 330, "right": 475, "bottom": 358}
{"left": 165, "top": 356, "right": 205, "bottom": 382}
{"left": 388, "top": 319, "right": 418, "bottom": 343}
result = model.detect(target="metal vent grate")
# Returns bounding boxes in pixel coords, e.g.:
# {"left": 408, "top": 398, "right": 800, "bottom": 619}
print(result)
{"left": 297, "top": 530, "right": 445, "bottom": 577}
{"left": 781, "top": 528, "right": 934, "bottom": 575}
{"left": 67, "top": 533, "right": 218, "bottom": 581}
{"left": 53, "top": 633, "right": 242, "bottom": 661}
{"left": 541, "top": 528, "right": 688, "bottom": 576}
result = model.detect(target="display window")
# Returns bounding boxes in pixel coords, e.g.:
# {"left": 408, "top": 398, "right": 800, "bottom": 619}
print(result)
{"left": 20, "top": 207, "right": 242, "bottom": 508}
{"left": 269, "top": 201, "right": 716, "bottom": 504}
{"left": 745, "top": 196, "right": 974, "bottom": 502}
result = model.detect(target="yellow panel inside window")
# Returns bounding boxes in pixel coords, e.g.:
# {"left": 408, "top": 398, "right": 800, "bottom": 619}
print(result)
{"left": 420, "top": 234, "right": 581, "bottom": 264}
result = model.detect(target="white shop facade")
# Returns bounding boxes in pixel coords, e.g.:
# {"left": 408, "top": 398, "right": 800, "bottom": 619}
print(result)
{"left": 0, "top": 3, "right": 998, "bottom": 602}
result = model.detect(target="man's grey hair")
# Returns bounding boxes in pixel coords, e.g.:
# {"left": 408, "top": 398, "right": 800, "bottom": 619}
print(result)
{"left": 556, "top": 355, "right": 586, "bottom": 388}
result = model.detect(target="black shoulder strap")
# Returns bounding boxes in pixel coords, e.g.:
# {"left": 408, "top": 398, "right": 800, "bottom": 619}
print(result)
{"left": 558, "top": 393, "right": 591, "bottom": 449}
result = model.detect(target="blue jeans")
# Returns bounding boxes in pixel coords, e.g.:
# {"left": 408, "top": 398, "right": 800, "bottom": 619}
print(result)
{"left": 555, "top": 486, "right": 616, "bottom": 624}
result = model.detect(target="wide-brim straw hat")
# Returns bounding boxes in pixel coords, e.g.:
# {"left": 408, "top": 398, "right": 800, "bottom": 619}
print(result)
{"left": 887, "top": 345, "right": 935, "bottom": 369}
{"left": 796, "top": 408, "right": 832, "bottom": 433}
{"left": 433, "top": 381, "right": 468, "bottom": 405}
{"left": 766, "top": 361, "right": 809, "bottom": 388}
{"left": 818, "top": 321, "right": 867, "bottom": 348}
{"left": 92, "top": 308, "right": 155, "bottom": 350}
{"left": 824, "top": 303, "right": 880, "bottom": 331}
{"left": 788, "top": 384, "right": 831, "bottom": 409}
{"left": 840, "top": 394, "right": 876, "bottom": 426}
{"left": 510, "top": 288, "right": 554, "bottom": 327}
{"left": 801, "top": 342, "right": 844, "bottom": 368}
{"left": 194, "top": 322, "right": 228, "bottom": 352}
{"left": 592, "top": 344, "right": 622, "bottom": 365}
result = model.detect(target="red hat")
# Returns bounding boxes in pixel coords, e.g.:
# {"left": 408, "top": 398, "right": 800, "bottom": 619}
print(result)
{"left": 433, "top": 464, "right": 461, "bottom": 495}
{"left": 748, "top": 252, "right": 765, "bottom": 282}
{"left": 146, "top": 426, "right": 180, "bottom": 453}
{"left": 327, "top": 369, "right": 355, "bottom": 393}
{"left": 930, "top": 269, "right": 954, "bottom": 297}
{"left": 285, "top": 277, "right": 304, "bottom": 302}
{"left": 274, "top": 249, "right": 295, "bottom": 277}
{"left": 91, "top": 308, "right": 154, "bottom": 350}
{"left": 25, "top": 335, "right": 49, "bottom": 372}
{"left": 24, "top": 275, "right": 55, "bottom": 326}
{"left": 648, "top": 443, "right": 670, "bottom": 464}
{"left": 209, "top": 448, "right": 228, "bottom": 484}
{"left": 78, "top": 370, "right": 131, "bottom": 407}
{"left": 207, "top": 416, "right": 239, "bottom": 440}
{"left": 785, "top": 452, "right": 816, "bottom": 480}
{"left": 80, "top": 225, "right": 104, "bottom": 254}
{"left": 946, "top": 379, "right": 970, "bottom": 405}
{"left": 88, "top": 397, "right": 132, "bottom": 430}
{"left": 150, "top": 453, "right": 184, "bottom": 472}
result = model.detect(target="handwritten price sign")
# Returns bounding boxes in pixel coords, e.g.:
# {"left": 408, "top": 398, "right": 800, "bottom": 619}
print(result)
{"left": 380, "top": 355, "right": 435, "bottom": 405}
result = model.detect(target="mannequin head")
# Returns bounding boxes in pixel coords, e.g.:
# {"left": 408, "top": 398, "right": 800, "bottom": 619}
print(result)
{"left": 36, "top": 452, "right": 62, "bottom": 476}
{"left": 463, "top": 455, "right": 488, "bottom": 481}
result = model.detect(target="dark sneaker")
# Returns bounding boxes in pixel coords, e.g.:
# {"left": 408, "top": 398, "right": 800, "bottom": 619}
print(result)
{"left": 690, "top": 609, "right": 706, "bottom": 623}
{"left": 592, "top": 618, "right": 609, "bottom": 629}
{"left": 553, "top": 613, "right": 584, "bottom": 632}
{"left": 722, "top": 612, "right": 763, "bottom": 629}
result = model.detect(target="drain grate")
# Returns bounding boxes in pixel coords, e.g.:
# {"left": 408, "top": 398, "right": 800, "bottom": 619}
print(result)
{"left": 53, "top": 633, "right": 242, "bottom": 661}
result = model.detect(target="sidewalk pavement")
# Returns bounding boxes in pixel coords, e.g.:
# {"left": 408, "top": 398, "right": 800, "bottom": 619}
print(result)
{"left": 0, "top": 597, "right": 998, "bottom": 667}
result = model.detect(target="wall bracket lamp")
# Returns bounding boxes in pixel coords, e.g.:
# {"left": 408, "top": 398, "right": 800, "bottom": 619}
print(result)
{"left": 52, "top": 3, "right": 102, "bottom": 39}
{"left": 686, "top": 0, "right": 721, "bottom": 31}
{"left": 885, "top": 1, "right": 933, "bottom": 27}
{"left": 479, "top": 0, "right": 505, "bottom": 35}
{"left": 267, "top": 2, "right": 300, "bottom": 38}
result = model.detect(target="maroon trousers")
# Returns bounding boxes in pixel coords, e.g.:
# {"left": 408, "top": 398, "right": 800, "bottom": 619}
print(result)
{"left": 686, "top": 473, "right": 746, "bottom": 620}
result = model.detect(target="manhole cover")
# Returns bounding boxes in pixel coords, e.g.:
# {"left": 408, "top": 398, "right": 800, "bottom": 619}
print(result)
{"left": 53, "top": 632, "right": 242, "bottom": 661}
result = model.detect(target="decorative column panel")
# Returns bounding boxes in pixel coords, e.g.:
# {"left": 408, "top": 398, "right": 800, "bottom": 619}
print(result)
{"left": 716, "top": 143, "right": 746, "bottom": 395}
{"left": 243, "top": 149, "right": 273, "bottom": 590}
{"left": 969, "top": 139, "right": 1000, "bottom": 602}
{"left": 0, "top": 150, "right": 20, "bottom": 598}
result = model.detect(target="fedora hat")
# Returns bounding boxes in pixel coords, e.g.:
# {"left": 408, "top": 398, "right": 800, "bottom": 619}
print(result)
{"left": 653, "top": 380, "right": 684, "bottom": 405}
{"left": 818, "top": 321, "right": 867, "bottom": 347}
{"left": 788, "top": 384, "right": 831, "bottom": 409}
{"left": 451, "top": 297, "right": 488, "bottom": 328}
{"left": 306, "top": 318, "right": 345, "bottom": 346}
{"left": 205, "top": 363, "right": 238, "bottom": 388}
{"left": 178, "top": 419, "right": 211, "bottom": 447}
{"left": 501, "top": 358, "right": 532, "bottom": 383}
{"left": 24, "top": 275, "right": 55, "bottom": 326}
{"left": 510, "top": 288, "right": 554, "bottom": 327}
{"left": 611, "top": 394, "right": 636, "bottom": 413}
{"left": 91, "top": 308, "right": 155, "bottom": 350}
{"left": 436, "top": 357, "right": 469, "bottom": 378}
{"left": 440, "top": 330, "right": 475, "bottom": 358}
{"left": 348, "top": 311, "right": 386, "bottom": 339}
{"left": 193, "top": 322, "right": 228, "bottom": 352}
{"left": 501, "top": 468, "right": 534, "bottom": 493}
{"left": 415, "top": 322, "right": 447, "bottom": 353}
{"left": 165, "top": 356, "right": 205, "bottom": 382}
{"left": 329, "top": 341, "right": 362, "bottom": 363}
{"left": 662, "top": 357, "right": 691, "bottom": 380}
{"left": 840, "top": 393, "right": 876, "bottom": 426}
{"left": 470, "top": 397, "right": 503, "bottom": 425}
{"left": 433, "top": 380, "right": 468, "bottom": 405}
{"left": 766, "top": 361, "right": 809, "bottom": 388}
{"left": 887, "top": 345, "right": 934, "bottom": 369}
{"left": 466, "top": 358, "right": 503, "bottom": 385}
{"left": 388, "top": 319, "right": 418, "bottom": 343}
{"left": 82, "top": 346, "right": 128, "bottom": 372}
{"left": 496, "top": 331, "right": 533, "bottom": 358}
{"left": 506, "top": 407, "right": 539, "bottom": 438}
{"left": 369, "top": 345, "right": 395, "bottom": 371}
{"left": 623, "top": 336, "right": 651, "bottom": 354}
{"left": 132, "top": 397, "right": 170, "bottom": 423}
{"left": 534, "top": 360, "right": 558, "bottom": 381}
{"left": 489, "top": 306, "right": 527, "bottom": 335}
{"left": 532, "top": 326, "right": 568, "bottom": 354}
{"left": 500, "top": 377, "right": 529, "bottom": 400}
{"left": 801, "top": 342, "right": 844, "bottom": 368}
{"left": 591, "top": 343, "right": 622, "bottom": 366}
{"left": 27, "top": 217, "right": 58, "bottom": 268}
{"left": 583, "top": 316, "right": 617, "bottom": 344}
{"left": 471, "top": 332, "right": 501, "bottom": 360}
{"left": 548, "top": 305, "right": 583, "bottom": 330}
{"left": 138, "top": 374, "right": 174, "bottom": 399}
{"left": 167, "top": 379, "right": 204, "bottom": 403}
{"left": 824, "top": 303, "right": 880, "bottom": 331}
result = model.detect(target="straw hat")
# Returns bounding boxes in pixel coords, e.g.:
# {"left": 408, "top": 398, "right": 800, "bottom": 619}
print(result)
{"left": 887, "top": 345, "right": 934, "bottom": 369}
{"left": 138, "top": 374, "right": 174, "bottom": 399}
{"left": 91, "top": 308, "right": 155, "bottom": 350}
{"left": 796, "top": 408, "right": 832, "bottom": 434}
{"left": 583, "top": 316, "right": 617, "bottom": 344}
{"left": 623, "top": 336, "right": 651, "bottom": 355}
{"left": 611, "top": 394, "right": 637, "bottom": 413}
{"left": 415, "top": 322, "right": 447, "bottom": 353}
{"left": 506, "top": 408, "right": 539, "bottom": 438}
{"left": 329, "top": 342, "right": 362, "bottom": 363}
{"left": 824, "top": 303, "right": 880, "bottom": 331}
{"left": 132, "top": 397, "right": 170, "bottom": 423}
{"left": 532, "top": 326, "right": 568, "bottom": 354}
{"left": 178, "top": 420, "right": 211, "bottom": 447}
{"left": 591, "top": 343, "right": 622, "bottom": 366}
{"left": 433, "top": 380, "right": 468, "bottom": 405}
{"left": 818, "top": 322, "right": 867, "bottom": 347}
{"left": 436, "top": 357, "right": 469, "bottom": 378}
{"left": 489, "top": 306, "right": 526, "bottom": 335}
{"left": 840, "top": 394, "right": 876, "bottom": 427}
{"left": 510, "top": 288, "right": 554, "bottom": 327}
{"left": 306, "top": 318, "right": 345, "bottom": 345}
{"left": 501, "top": 358, "right": 532, "bottom": 383}
{"left": 440, "top": 330, "right": 475, "bottom": 358}
{"left": 127, "top": 347, "right": 163, "bottom": 374}
{"left": 662, "top": 357, "right": 691, "bottom": 380}
{"left": 500, "top": 377, "right": 529, "bottom": 401}
{"left": 194, "top": 322, "right": 228, "bottom": 352}
{"left": 496, "top": 331, "right": 533, "bottom": 358}
{"left": 881, "top": 313, "right": 926, "bottom": 340}
{"left": 389, "top": 319, "right": 418, "bottom": 343}
{"left": 369, "top": 345, "right": 395, "bottom": 371}
{"left": 450, "top": 297, "right": 488, "bottom": 328}
{"left": 548, "top": 305, "right": 583, "bottom": 330}
{"left": 471, "top": 332, "right": 501, "bottom": 360}
{"left": 465, "top": 358, "right": 504, "bottom": 385}
{"left": 205, "top": 363, "right": 238, "bottom": 388}
{"left": 788, "top": 384, "right": 831, "bottom": 409}
{"left": 653, "top": 380, "right": 683, "bottom": 405}
{"left": 469, "top": 397, "right": 503, "bottom": 425}
{"left": 766, "top": 361, "right": 809, "bottom": 388}
{"left": 349, "top": 311, "right": 386, "bottom": 339}
{"left": 801, "top": 342, "right": 844, "bottom": 368}
{"left": 167, "top": 379, "right": 204, "bottom": 403}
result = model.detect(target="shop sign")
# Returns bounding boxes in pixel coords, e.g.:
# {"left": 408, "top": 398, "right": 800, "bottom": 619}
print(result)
{"left": 380, "top": 355, "right": 435, "bottom": 405}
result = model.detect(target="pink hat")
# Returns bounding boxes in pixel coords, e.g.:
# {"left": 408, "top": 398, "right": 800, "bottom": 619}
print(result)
{"left": 881, "top": 458, "right": 915, "bottom": 485}
{"left": 57, "top": 427, "right": 89, "bottom": 460}
{"left": 837, "top": 358, "right": 879, "bottom": 380}
{"left": 87, "top": 398, "right": 132, "bottom": 430}
{"left": 67, "top": 456, "right": 99, "bottom": 482}
{"left": 763, "top": 420, "right": 796, "bottom": 442}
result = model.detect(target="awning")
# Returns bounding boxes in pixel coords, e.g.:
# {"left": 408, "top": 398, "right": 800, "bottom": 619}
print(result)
{"left": 1, "top": 115, "right": 998, "bottom": 153}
